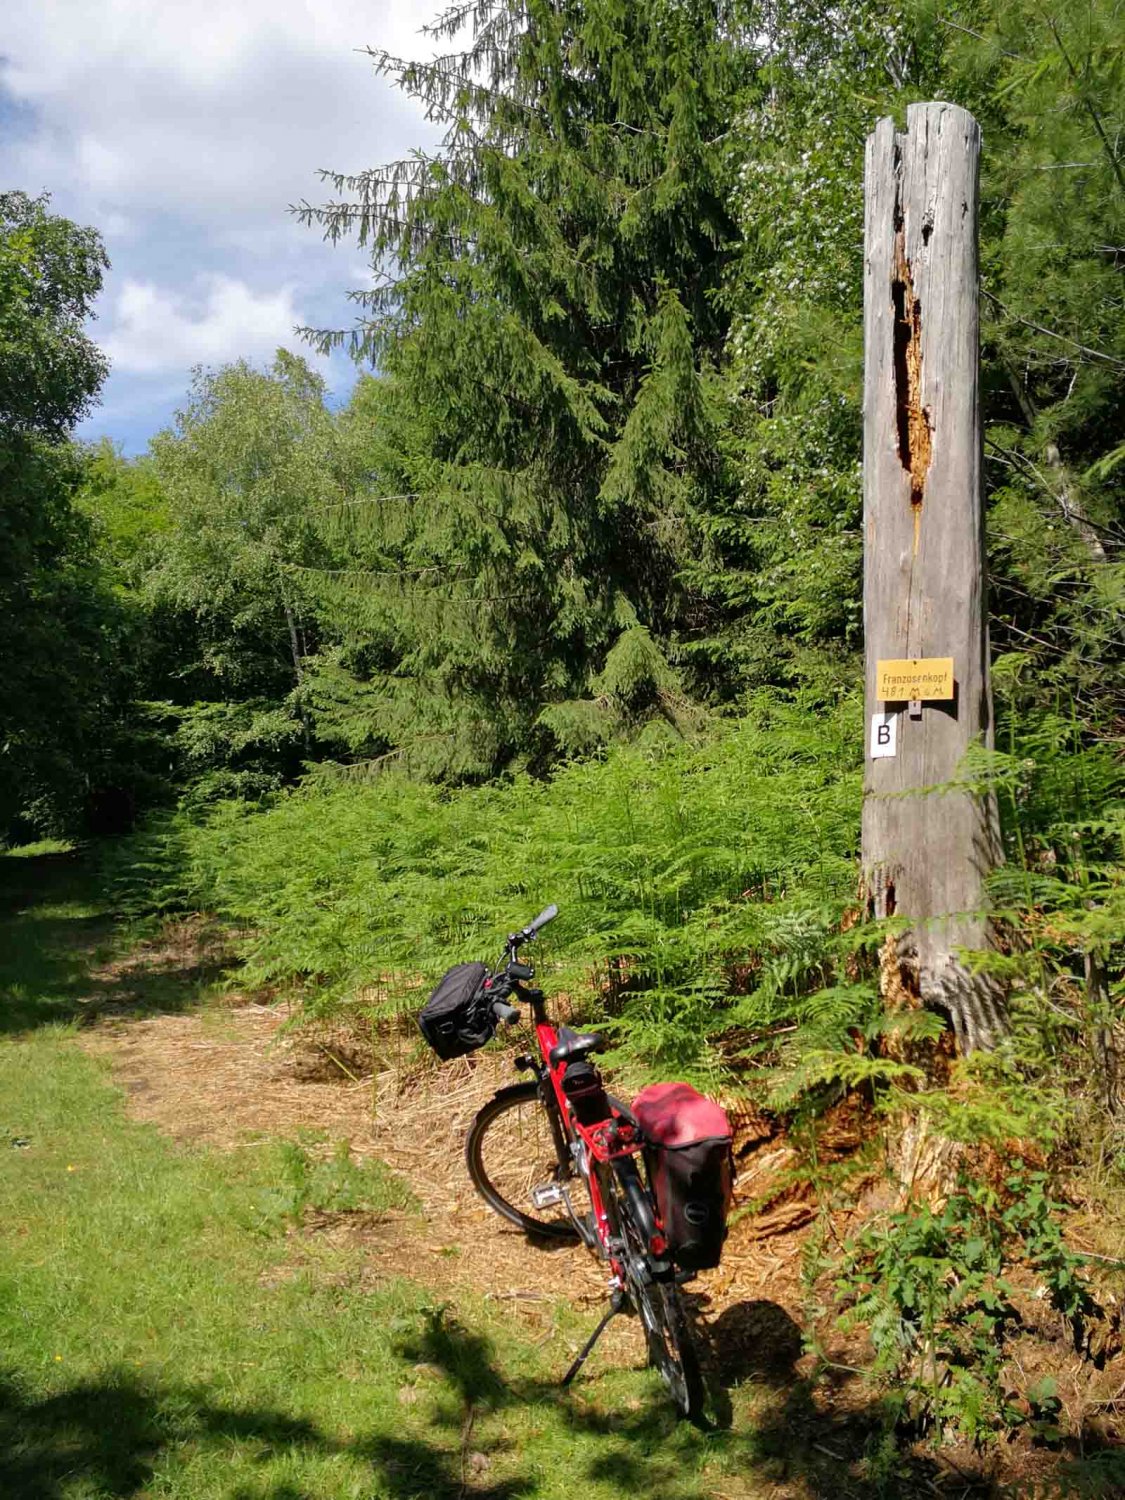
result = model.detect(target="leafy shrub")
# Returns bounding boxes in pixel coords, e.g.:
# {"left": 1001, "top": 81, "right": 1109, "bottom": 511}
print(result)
{"left": 834, "top": 1167, "right": 1101, "bottom": 1446}
{"left": 116, "top": 693, "right": 863, "bottom": 1084}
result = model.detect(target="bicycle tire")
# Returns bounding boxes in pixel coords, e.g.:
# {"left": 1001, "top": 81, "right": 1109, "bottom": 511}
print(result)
{"left": 465, "top": 1081, "right": 590, "bottom": 1241}
{"left": 607, "top": 1164, "right": 707, "bottom": 1422}
{"left": 639, "top": 1278, "right": 706, "bottom": 1422}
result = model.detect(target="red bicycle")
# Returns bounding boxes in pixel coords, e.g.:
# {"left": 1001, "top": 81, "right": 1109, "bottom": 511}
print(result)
{"left": 421, "top": 904, "right": 732, "bottom": 1422}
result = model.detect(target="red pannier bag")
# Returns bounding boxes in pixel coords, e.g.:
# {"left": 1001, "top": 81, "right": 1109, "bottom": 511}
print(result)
{"left": 632, "top": 1082, "right": 734, "bottom": 1271}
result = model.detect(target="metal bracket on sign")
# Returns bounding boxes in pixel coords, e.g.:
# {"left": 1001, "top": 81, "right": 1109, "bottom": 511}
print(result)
{"left": 908, "top": 699, "right": 923, "bottom": 719}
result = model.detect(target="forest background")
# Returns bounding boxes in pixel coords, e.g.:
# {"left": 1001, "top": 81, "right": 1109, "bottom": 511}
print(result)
{"left": 2, "top": 0, "right": 1124, "bottom": 1464}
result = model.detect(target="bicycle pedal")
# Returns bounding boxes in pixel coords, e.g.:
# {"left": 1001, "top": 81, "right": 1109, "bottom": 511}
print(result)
{"left": 530, "top": 1183, "right": 564, "bottom": 1209}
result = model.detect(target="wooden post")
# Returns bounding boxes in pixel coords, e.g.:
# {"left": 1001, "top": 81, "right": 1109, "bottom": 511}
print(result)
{"left": 861, "top": 102, "right": 1006, "bottom": 1053}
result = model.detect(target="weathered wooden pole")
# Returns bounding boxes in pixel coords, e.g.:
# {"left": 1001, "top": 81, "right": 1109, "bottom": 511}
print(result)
{"left": 861, "top": 102, "right": 1006, "bottom": 1053}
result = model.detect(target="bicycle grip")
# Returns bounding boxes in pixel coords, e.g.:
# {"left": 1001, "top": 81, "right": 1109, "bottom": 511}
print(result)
{"left": 523, "top": 903, "right": 558, "bottom": 936}
{"left": 491, "top": 1000, "right": 521, "bottom": 1025}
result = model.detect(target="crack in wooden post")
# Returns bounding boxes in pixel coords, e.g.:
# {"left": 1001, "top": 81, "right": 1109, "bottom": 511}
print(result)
{"left": 892, "top": 224, "right": 932, "bottom": 556}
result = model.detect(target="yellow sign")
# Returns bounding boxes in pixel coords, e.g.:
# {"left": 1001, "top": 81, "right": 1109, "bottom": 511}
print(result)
{"left": 876, "top": 657, "right": 954, "bottom": 701}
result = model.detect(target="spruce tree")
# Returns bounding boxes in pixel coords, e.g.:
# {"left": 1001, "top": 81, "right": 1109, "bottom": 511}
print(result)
{"left": 298, "top": 0, "right": 752, "bottom": 778}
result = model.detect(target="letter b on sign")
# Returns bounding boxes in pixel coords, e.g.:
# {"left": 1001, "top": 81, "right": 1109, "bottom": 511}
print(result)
{"left": 870, "top": 712, "right": 897, "bottom": 759}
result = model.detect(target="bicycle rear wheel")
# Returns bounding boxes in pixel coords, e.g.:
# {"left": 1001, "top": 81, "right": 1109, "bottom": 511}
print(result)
{"left": 635, "top": 1276, "right": 706, "bottom": 1421}
{"left": 465, "top": 1080, "right": 591, "bottom": 1241}
{"left": 608, "top": 1163, "right": 706, "bottom": 1422}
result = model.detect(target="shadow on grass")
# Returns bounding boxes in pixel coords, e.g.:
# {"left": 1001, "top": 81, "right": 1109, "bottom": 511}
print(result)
{"left": 0, "top": 1368, "right": 531, "bottom": 1500}
{"left": 1, "top": 1306, "right": 1122, "bottom": 1499}
{"left": 391, "top": 1301, "right": 981, "bottom": 1499}
{"left": 388, "top": 1280, "right": 1125, "bottom": 1498}
{"left": 0, "top": 848, "right": 229, "bottom": 1034}
{"left": 390, "top": 1302, "right": 973, "bottom": 1498}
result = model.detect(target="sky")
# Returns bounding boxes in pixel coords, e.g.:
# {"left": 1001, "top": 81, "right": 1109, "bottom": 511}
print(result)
{"left": 0, "top": 0, "right": 442, "bottom": 453}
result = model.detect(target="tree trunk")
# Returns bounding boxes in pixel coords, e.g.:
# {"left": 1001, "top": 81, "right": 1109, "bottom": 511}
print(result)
{"left": 1043, "top": 442, "right": 1107, "bottom": 563}
{"left": 999, "top": 358, "right": 1108, "bottom": 563}
{"left": 279, "top": 575, "right": 312, "bottom": 756}
{"left": 861, "top": 103, "right": 1006, "bottom": 1053}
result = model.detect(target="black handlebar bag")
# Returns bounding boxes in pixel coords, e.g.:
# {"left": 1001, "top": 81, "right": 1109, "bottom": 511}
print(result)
{"left": 418, "top": 962, "right": 493, "bottom": 1060}
{"left": 633, "top": 1082, "right": 734, "bottom": 1271}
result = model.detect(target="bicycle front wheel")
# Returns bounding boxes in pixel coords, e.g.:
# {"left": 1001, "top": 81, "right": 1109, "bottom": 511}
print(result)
{"left": 465, "top": 1081, "right": 590, "bottom": 1241}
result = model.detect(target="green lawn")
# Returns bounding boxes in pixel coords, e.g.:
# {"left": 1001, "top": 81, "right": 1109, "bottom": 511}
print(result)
{"left": 0, "top": 850, "right": 805, "bottom": 1500}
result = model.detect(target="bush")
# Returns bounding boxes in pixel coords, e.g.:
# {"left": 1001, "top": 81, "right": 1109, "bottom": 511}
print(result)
{"left": 834, "top": 1167, "right": 1101, "bottom": 1447}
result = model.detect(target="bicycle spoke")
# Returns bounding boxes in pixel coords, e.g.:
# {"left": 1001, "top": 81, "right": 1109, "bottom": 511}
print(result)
{"left": 466, "top": 1083, "right": 592, "bottom": 1240}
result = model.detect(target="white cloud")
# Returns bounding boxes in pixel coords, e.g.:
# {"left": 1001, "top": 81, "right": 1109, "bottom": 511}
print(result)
{"left": 1, "top": 0, "right": 441, "bottom": 224}
{"left": 0, "top": 0, "right": 447, "bottom": 448}
{"left": 101, "top": 275, "right": 309, "bottom": 374}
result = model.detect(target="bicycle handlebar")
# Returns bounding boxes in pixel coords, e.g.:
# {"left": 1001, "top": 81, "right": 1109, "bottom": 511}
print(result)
{"left": 509, "top": 903, "right": 558, "bottom": 949}
{"left": 491, "top": 999, "right": 521, "bottom": 1025}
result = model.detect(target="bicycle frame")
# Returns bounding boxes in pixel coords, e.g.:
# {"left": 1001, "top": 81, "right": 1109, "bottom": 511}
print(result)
{"left": 466, "top": 915, "right": 707, "bottom": 1419}
{"left": 513, "top": 982, "right": 669, "bottom": 1269}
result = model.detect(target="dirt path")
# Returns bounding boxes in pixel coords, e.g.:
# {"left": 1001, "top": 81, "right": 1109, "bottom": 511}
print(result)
{"left": 80, "top": 1005, "right": 618, "bottom": 1306}
{"left": 77, "top": 927, "right": 820, "bottom": 1385}
{"left": 81, "top": 1002, "right": 823, "bottom": 1392}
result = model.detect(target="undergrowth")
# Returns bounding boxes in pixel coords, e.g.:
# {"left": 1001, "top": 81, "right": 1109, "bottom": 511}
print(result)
{"left": 260, "top": 1137, "right": 420, "bottom": 1228}
{"left": 833, "top": 1167, "right": 1104, "bottom": 1447}
{"left": 103, "top": 693, "right": 864, "bottom": 1085}
{"left": 102, "top": 689, "right": 1123, "bottom": 1115}
{"left": 100, "top": 688, "right": 1125, "bottom": 1467}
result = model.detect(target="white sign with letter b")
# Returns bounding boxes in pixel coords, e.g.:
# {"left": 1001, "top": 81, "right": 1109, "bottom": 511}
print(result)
{"left": 870, "top": 711, "right": 898, "bottom": 759}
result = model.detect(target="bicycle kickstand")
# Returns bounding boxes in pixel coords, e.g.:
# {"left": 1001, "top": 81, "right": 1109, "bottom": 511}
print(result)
{"left": 560, "top": 1289, "right": 627, "bottom": 1388}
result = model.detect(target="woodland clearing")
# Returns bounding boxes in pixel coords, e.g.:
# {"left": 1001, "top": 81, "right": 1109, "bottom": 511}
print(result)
{"left": 2, "top": 848, "right": 1121, "bottom": 1498}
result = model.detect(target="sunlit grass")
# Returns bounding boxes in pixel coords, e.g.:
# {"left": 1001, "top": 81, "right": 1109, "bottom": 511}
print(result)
{"left": 1, "top": 838, "right": 76, "bottom": 859}
{"left": 0, "top": 853, "right": 757, "bottom": 1499}
{"left": 0, "top": 1023, "right": 749, "bottom": 1498}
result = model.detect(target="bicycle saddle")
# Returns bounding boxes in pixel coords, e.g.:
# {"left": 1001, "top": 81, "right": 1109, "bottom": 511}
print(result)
{"left": 549, "top": 1025, "right": 606, "bottom": 1067}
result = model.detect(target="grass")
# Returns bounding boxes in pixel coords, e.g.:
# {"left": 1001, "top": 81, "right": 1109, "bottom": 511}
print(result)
{"left": 1, "top": 838, "right": 76, "bottom": 859}
{"left": 0, "top": 849, "right": 786, "bottom": 1500}
{"left": 0, "top": 1023, "right": 740, "bottom": 1499}
{"left": 5, "top": 846, "right": 1116, "bottom": 1497}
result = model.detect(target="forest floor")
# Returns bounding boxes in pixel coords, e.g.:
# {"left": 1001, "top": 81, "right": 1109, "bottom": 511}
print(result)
{"left": 1, "top": 846, "right": 1121, "bottom": 1498}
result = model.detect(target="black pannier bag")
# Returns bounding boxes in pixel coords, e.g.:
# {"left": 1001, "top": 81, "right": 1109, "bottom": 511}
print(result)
{"left": 632, "top": 1082, "right": 734, "bottom": 1272}
{"left": 418, "top": 961, "right": 492, "bottom": 1060}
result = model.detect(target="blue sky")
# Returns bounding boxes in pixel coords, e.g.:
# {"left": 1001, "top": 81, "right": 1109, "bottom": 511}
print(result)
{"left": 1, "top": 0, "right": 440, "bottom": 453}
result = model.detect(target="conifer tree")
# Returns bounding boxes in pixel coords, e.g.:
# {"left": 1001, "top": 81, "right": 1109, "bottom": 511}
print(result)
{"left": 298, "top": 0, "right": 752, "bottom": 777}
